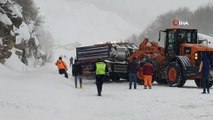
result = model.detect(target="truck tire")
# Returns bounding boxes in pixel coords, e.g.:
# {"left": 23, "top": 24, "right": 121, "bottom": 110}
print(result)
{"left": 110, "top": 75, "right": 120, "bottom": 81}
{"left": 154, "top": 71, "right": 167, "bottom": 84}
{"left": 166, "top": 62, "right": 186, "bottom": 87}
{"left": 194, "top": 78, "right": 213, "bottom": 88}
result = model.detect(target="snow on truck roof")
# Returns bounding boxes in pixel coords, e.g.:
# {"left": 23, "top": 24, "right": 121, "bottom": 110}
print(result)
{"left": 198, "top": 33, "right": 213, "bottom": 47}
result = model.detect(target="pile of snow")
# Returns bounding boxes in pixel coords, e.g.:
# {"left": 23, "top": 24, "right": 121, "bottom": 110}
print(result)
{"left": 3, "top": 48, "right": 34, "bottom": 72}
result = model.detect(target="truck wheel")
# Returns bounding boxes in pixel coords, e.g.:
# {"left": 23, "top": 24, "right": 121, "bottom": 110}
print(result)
{"left": 137, "top": 67, "right": 144, "bottom": 80}
{"left": 195, "top": 78, "right": 213, "bottom": 88}
{"left": 166, "top": 62, "right": 186, "bottom": 87}
{"left": 156, "top": 79, "right": 167, "bottom": 84}
{"left": 110, "top": 75, "right": 120, "bottom": 81}
{"left": 194, "top": 79, "right": 201, "bottom": 87}
{"left": 155, "top": 71, "right": 167, "bottom": 84}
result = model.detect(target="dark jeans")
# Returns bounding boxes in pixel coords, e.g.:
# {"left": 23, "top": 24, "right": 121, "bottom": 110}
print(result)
{"left": 129, "top": 73, "right": 137, "bottom": 89}
{"left": 74, "top": 75, "right": 82, "bottom": 88}
{"left": 59, "top": 69, "right": 68, "bottom": 78}
{"left": 96, "top": 75, "right": 104, "bottom": 95}
{"left": 202, "top": 75, "right": 210, "bottom": 93}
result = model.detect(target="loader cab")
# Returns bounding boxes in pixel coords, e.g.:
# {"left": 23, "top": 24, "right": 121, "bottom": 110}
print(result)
{"left": 159, "top": 28, "right": 197, "bottom": 59}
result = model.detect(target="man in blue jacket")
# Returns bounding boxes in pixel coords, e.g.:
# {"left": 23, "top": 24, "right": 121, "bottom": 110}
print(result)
{"left": 199, "top": 52, "right": 211, "bottom": 94}
{"left": 128, "top": 57, "right": 139, "bottom": 89}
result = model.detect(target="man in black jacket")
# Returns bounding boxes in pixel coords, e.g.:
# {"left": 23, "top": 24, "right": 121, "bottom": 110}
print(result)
{"left": 72, "top": 59, "right": 83, "bottom": 88}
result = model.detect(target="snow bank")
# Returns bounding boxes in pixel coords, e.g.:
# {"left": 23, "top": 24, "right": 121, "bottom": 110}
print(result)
{"left": 4, "top": 49, "right": 31, "bottom": 72}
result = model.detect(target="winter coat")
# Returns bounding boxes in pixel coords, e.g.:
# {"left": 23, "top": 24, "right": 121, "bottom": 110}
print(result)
{"left": 128, "top": 60, "right": 139, "bottom": 74}
{"left": 199, "top": 54, "right": 210, "bottom": 77}
{"left": 142, "top": 62, "right": 154, "bottom": 75}
{"left": 72, "top": 62, "right": 83, "bottom": 76}
{"left": 55, "top": 60, "right": 68, "bottom": 70}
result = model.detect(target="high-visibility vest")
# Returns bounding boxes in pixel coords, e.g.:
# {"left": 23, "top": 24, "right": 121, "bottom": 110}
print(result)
{"left": 96, "top": 62, "right": 106, "bottom": 75}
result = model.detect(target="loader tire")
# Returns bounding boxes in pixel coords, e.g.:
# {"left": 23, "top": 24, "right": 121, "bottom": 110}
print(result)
{"left": 166, "top": 62, "right": 186, "bottom": 87}
{"left": 195, "top": 78, "right": 213, "bottom": 88}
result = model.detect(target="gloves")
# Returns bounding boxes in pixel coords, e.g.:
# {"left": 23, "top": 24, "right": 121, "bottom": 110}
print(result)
{"left": 106, "top": 72, "right": 109, "bottom": 76}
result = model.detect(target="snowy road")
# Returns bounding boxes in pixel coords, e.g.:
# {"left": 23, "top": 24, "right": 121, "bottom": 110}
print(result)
{"left": 0, "top": 64, "right": 213, "bottom": 120}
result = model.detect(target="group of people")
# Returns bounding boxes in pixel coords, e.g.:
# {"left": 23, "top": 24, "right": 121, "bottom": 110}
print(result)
{"left": 55, "top": 56, "right": 107, "bottom": 96}
{"left": 55, "top": 56, "right": 83, "bottom": 88}
{"left": 55, "top": 52, "right": 211, "bottom": 96}
{"left": 128, "top": 56, "right": 154, "bottom": 89}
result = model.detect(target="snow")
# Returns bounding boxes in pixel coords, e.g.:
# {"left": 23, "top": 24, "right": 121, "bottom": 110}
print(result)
{"left": 15, "top": 22, "right": 31, "bottom": 44}
{"left": 4, "top": 49, "right": 30, "bottom": 72}
{"left": 198, "top": 33, "right": 213, "bottom": 47}
{"left": 0, "top": 12, "right": 12, "bottom": 25}
{"left": 35, "top": 0, "right": 140, "bottom": 46}
{"left": 0, "top": 0, "right": 7, "bottom": 5}
{"left": 1, "top": 52, "right": 213, "bottom": 120}
{"left": 35, "top": 0, "right": 142, "bottom": 59}
{"left": 6, "top": 1, "right": 23, "bottom": 18}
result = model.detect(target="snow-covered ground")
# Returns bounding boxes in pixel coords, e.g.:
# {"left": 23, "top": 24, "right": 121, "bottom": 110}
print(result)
{"left": 1, "top": 55, "right": 213, "bottom": 120}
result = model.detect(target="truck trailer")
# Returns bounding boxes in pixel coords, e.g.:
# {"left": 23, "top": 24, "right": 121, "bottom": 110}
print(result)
{"left": 76, "top": 42, "right": 138, "bottom": 81}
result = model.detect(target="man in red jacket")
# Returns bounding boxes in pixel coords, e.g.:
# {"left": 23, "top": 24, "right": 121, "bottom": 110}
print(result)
{"left": 142, "top": 57, "right": 154, "bottom": 89}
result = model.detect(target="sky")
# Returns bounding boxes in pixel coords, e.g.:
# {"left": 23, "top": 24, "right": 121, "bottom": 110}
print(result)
{"left": 66, "top": 0, "right": 212, "bottom": 29}
{"left": 35, "top": 0, "right": 211, "bottom": 44}
{"left": 35, "top": 0, "right": 212, "bottom": 58}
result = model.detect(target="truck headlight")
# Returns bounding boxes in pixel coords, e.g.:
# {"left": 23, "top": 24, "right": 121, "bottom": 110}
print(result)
{"left": 195, "top": 53, "right": 198, "bottom": 60}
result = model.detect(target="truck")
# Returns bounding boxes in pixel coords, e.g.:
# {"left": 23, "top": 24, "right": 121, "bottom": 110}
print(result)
{"left": 76, "top": 42, "right": 138, "bottom": 81}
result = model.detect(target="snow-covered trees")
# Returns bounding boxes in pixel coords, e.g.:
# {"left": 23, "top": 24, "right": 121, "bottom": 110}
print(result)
{"left": 138, "top": 5, "right": 213, "bottom": 46}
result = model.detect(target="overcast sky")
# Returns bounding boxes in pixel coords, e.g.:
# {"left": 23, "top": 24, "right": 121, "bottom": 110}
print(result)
{"left": 35, "top": 0, "right": 212, "bottom": 47}
{"left": 67, "top": 0, "right": 212, "bottom": 30}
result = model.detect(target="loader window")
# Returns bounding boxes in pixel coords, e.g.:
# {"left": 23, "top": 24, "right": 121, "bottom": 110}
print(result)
{"left": 178, "top": 30, "right": 197, "bottom": 44}
{"left": 165, "top": 30, "right": 179, "bottom": 58}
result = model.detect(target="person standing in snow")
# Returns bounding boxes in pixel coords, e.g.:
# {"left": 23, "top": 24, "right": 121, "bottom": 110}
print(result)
{"left": 94, "top": 58, "right": 108, "bottom": 96}
{"left": 128, "top": 57, "right": 139, "bottom": 89}
{"left": 199, "top": 52, "right": 211, "bottom": 94}
{"left": 55, "top": 57, "right": 68, "bottom": 78}
{"left": 142, "top": 56, "right": 154, "bottom": 89}
{"left": 69, "top": 56, "right": 73, "bottom": 68}
{"left": 72, "top": 59, "right": 83, "bottom": 88}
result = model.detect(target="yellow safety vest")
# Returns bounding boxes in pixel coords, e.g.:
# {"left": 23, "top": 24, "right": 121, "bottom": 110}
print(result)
{"left": 96, "top": 62, "right": 106, "bottom": 75}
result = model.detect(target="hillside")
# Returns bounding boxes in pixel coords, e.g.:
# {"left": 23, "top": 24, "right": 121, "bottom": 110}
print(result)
{"left": 36, "top": 0, "right": 141, "bottom": 46}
